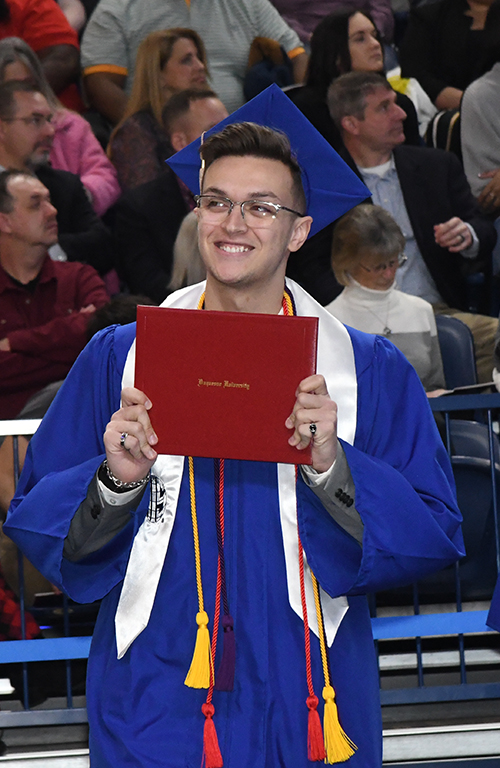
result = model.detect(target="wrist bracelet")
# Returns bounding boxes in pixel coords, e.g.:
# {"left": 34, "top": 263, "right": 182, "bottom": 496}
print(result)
{"left": 100, "top": 460, "right": 149, "bottom": 492}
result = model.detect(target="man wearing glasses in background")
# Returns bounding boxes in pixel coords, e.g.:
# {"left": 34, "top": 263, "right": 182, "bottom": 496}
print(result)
{"left": 327, "top": 71, "right": 497, "bottom": 383}
{"left": 0, "top": 81, "right": 112, "bottom": 275}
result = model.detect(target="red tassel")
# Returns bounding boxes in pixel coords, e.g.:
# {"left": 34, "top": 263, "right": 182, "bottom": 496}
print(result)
{"left": 307, "top": 694, "right": 326, "bottom": 761}
{"left": 202, "top": 702, "right": 223, "bottom": 768}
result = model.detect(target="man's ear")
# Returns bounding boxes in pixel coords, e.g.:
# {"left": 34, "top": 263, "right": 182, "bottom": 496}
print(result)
{"left": 0, "top": 118, "right": 8, "bottom": 144}
{"left": 288, "top": 215, "right": 313, "bottom": 253}
{"left": 341, "top": 114, "right": 360, "bottom": 136}
{"left": 0, "top": 212, "right": 12, "bottom": 235}
{"left": 170, "top": 131, "right": 188, "bottom": 152}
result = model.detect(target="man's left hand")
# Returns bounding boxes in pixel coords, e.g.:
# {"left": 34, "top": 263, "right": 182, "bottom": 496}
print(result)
{"left": 434, "top": 217, "right": 472, "bottom": 252}
{"left": 285, "top": 374, "right": 337, "bottom": 473}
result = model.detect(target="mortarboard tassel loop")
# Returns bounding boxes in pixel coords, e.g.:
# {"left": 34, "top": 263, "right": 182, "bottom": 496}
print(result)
{"left": 215, "top": 614, "right": 235, "bottom": 692}
{"left": 202, "top": 702, "right": 223, "bottom": 768}
{"left": 322, "top": 685, "right": 357, "bottom": 764}
{"left": 307, "top": 694, "right": 326, "bottom": 762}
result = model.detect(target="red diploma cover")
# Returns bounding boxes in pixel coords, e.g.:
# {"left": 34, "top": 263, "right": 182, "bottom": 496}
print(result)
{"left": 135, "top": 306, "right": 318, "bottom": 464}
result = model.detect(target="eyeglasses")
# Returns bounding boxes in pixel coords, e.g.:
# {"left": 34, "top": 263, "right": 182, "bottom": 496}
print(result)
{"left": 358, "top": 253, "right": 407, "bottom": 274}
{"left": 1, "top": 114, "right": 54, "bottom": 128}
{"left": 195, "top": 194, "right": 305, "bottom": 226}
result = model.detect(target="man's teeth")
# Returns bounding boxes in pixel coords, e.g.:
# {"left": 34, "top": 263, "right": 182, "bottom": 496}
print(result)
{"left": 219, "top": 244, "right": 251, "bottom": 253}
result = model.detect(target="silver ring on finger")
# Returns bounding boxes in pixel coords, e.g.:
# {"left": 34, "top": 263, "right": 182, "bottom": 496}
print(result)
{"left": 120, "top": 432, "right": 129, "bottom": 451}
{"left": 309, "top": 423, "right": 317, "bottom": 436}
{"left": 459, "top": 233, "right": 466, "bottom": 243}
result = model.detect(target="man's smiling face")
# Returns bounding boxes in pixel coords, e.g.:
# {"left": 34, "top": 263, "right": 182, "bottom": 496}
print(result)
{"left": 196, "top": 154, "right": 310, "bottom": 294}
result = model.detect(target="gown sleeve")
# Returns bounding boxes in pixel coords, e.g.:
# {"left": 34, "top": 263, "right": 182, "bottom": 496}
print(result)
{"left": 298, "top": 333, "right": 464, "bottom": 598}
{"left": 4, "top": 323, "right": 149, "bottom": 603}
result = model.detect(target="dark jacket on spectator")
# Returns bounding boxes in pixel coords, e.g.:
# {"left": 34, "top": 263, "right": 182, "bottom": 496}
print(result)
{"left": 36, "top": 165, "right": 114, "bottom": 275}
{"left": 114, "top": 171, "right": 190, "bottom": 304}
{"left": 287, "top": 146, "right": 497, "bottom": 309}
{"left": 400, "top": 0, "right": 484, "bottom": 104}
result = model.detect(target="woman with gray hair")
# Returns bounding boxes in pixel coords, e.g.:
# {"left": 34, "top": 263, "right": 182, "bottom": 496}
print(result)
{"left": 0, "top": 37, "right": 120, "bottom": 216}
{"left": 327, "top": 204, "right": 445, "bottom": 393}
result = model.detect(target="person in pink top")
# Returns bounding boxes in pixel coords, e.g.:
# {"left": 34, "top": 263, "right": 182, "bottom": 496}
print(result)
{"left": 0, "top": 37, "right": 121, "bottom": 216}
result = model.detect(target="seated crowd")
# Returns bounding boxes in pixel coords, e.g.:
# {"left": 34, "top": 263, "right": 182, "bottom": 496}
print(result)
{"left": 0, "top": 0, "right": 500, "bottom": 665}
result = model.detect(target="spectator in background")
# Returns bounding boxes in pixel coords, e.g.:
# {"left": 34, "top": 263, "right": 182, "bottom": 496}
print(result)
{"left": 287, "top": 9, "right": 420, "bottom": 161}
{"left": 284, "top": 9, "right": 419, "bottom": 303}
{"left": 327, "top": 71, "right": 497, "bottom": 382}
{"left": 400, "top": 0, "right": 496, "bottom": 110}
{"left": 0, "top": 169, "right": 109, "bottom": 420}
{"left": 0, "top": 37, "right": 121, "bottom": 216}
{"left": 461, "top": 0, "right": 500, "bottom": 212}
{"left": 81, "top": 0, "right": 307, "bottom": 123}
{"left": 327, "top": 204, "right": 445, "bottom": 393}
{"left": 115, "top": 89, "right": 227, "bottom": 302}
{"left": 0, "top": 0, "right": 82, "bottom": 112}
{"left": 109, "top": 28, "right": 208, "bottom": 191}
{"left": 0, "top": 81, "right": 114, "bottom": 274}
{"left": 270, "top": 0, "right": 394, "bottom": 44}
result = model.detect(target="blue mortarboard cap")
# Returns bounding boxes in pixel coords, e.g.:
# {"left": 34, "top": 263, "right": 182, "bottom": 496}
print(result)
{"left": 166, "top": 84, "right": 370, "bottom": 238}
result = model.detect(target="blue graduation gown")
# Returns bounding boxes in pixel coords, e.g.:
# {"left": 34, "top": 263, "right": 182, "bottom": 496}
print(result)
{"left": 5, "top": 322, "right": 463, "bottom": 768}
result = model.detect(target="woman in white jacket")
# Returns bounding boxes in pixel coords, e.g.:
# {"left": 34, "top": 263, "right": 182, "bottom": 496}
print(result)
{"left": 327, "top": 204, "right": 446, "bottom": 393}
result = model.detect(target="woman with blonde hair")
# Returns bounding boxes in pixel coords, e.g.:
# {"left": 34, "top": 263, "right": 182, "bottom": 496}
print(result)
{"left": 109, "top": 28, "right": 209, "bottom": 190}
{"left": 0, "top": 36, "right": 120, "bottom": 216}
{"left": 327, "top": 204, "right": 445, "bottom": 393}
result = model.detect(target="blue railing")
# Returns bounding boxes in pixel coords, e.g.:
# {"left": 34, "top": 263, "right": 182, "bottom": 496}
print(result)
{"left": 374, "top": 393, "right": 500, "bottom": 707}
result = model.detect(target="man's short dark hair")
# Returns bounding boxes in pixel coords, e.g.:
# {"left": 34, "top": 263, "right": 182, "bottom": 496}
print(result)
{"left": 161, "top": 88, "right": 217, "bottom": 136}
{"left": 327, "top": 72, "right": 391, "bottom": 131}
{"left": 0, "top": 169, "right": 35, "bottom": 213}
{"left": 199, "top": 122, "right": 306, "bottom": 213}
{"left": 0, "top": 80, "right": 43, "bottom": 120}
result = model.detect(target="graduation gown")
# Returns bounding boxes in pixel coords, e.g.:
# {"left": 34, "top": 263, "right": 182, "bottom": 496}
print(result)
{"left": 5, "top": 285, "right": 464, "bottom": 768}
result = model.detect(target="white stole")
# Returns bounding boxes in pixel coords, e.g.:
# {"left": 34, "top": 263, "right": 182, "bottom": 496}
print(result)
{"left": 115, "top": 280, "right": 357, "bottom": 659}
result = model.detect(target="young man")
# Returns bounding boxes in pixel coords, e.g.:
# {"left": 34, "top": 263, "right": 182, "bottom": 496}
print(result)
{"left": 6, "top": 89, "right": 463, "bottom": 767}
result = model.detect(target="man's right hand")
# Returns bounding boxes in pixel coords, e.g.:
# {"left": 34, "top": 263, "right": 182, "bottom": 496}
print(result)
{"left": 103, "top": 387, "right": 158, "bottom": 484}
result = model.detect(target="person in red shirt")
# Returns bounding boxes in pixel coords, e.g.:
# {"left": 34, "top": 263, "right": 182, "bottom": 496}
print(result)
{"left": 0, "top": 0, "right": 82, "bottom": 110}
{"left": 0, "top": 169, "right": 109, "bottom": 419}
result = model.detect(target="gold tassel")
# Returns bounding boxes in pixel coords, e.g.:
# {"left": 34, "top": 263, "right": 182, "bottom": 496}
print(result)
{"left": 322, "top": 685, "right": 357, "bottom": 764}
{"left": 185, "top": 610, "right": 211, "bottom": 689}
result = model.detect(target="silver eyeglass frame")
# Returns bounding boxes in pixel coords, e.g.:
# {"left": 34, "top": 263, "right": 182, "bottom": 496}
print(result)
{"left": 194, "top": 194, "right": 305, "bottom": 221}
